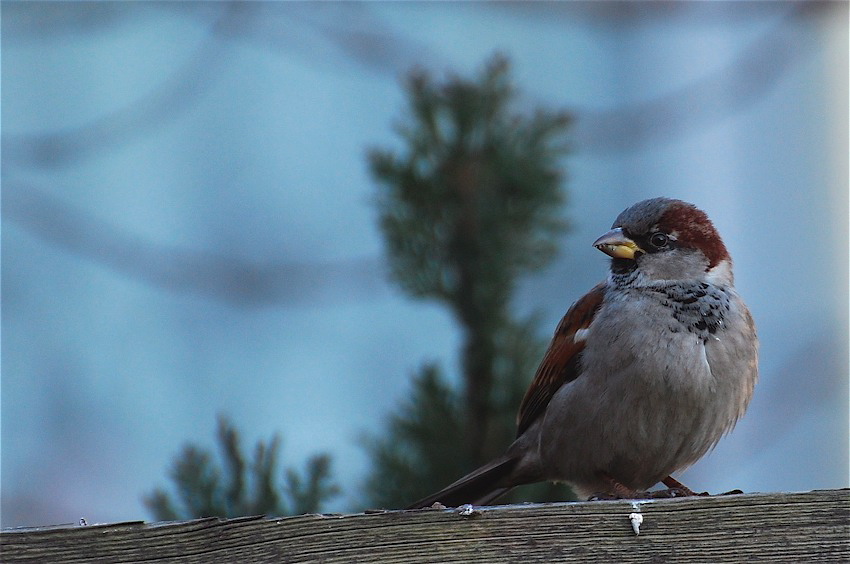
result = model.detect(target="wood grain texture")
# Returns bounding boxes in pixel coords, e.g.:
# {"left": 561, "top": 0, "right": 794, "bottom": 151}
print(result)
{"left": 2, "top": 490, "right": 848, "bottom": 563}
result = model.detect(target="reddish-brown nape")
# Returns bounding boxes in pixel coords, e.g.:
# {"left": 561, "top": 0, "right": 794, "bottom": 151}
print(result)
{"left": 659, "top": 202, "right": 729, "bottom": 269}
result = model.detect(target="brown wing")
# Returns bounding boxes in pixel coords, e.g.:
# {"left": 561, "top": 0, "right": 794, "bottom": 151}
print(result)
{"left": 516, "top": 282, "right": 606, "bottom": 436}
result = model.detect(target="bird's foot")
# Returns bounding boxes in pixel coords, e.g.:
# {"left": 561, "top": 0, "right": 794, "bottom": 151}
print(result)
{"left": 589, "top": 473, "right": 654, "bottom": 500}
{"left": 661, "top": 476, "right": 709, "bottom": 497}
{"left": 589, "top": 475, "right": 744, "bottom": 501}
{"left": 718, "top": 489, "right": 744, "bottom": 496}
{"left": 587, "top": 488, "right": 691, "bottom": 500}
{"left": 651, "top": 487, "right": 743, "bottom": 498}
{"left": 647, "top": 487, "right": 703, "bottom": 498}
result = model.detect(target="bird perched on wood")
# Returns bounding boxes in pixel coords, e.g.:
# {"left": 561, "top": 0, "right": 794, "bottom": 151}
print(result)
{"left": 409, "top": 197, "right": 758, "bottom": 508}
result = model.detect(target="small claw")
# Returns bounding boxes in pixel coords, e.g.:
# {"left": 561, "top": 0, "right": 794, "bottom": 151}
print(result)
{"left": 718, "top": 489, "right": 744, "bottom": 496}
{"left": 661, "top": 476, "right": 707, "bottom": 496}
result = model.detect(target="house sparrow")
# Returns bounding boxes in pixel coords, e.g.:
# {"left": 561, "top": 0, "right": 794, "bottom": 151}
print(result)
{"left": 409, "top": 197, "right": 758, "bottom": 508}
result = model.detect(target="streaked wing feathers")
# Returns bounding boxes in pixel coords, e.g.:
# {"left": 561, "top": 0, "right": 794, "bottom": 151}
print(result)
{"left": 516, "top": 282, "right": 606, "bottom": 436}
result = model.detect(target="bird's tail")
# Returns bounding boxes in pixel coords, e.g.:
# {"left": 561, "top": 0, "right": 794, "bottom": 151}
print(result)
{"left": 407, "top": 454, "right": 520, "bottom": 509}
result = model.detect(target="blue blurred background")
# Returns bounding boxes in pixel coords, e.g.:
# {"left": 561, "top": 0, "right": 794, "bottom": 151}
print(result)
{"left": 2, "top": 2, "right": 847, "bottom": 527}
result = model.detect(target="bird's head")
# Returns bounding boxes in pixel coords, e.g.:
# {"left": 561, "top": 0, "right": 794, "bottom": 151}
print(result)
{"left": 593, "top": 198, "right": 733, "bottom": 285}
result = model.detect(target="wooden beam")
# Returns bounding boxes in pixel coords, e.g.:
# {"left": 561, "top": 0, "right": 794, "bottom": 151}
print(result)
{"left": 2, "top": 489, "right": 848, "bottom": 563}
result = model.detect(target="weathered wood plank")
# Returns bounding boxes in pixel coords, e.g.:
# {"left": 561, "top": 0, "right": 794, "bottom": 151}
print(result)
{"left": 2, "top": 490, "right": 848, "bottom": 563}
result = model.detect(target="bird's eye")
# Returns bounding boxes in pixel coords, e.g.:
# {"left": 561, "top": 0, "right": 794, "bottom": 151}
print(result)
{"left": 649, "top": 232, "right": 669, "bottom": 248}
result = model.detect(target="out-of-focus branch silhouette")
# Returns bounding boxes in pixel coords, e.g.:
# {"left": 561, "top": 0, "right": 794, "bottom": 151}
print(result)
{"left": 571, "top": 2, "right": 823, "bottom": 153}
{"left": 3, "top": 2, "right": 822, "bottom": 172}
{"left": 3, "top": 2, "right": 430, "bottom": 171}
{"left": 221, "top": 2, "right": 436, "bottom": 76}
{"left": 3, "top": 184, "right": 385, "bottom": 307}
{"left": 3, "top": 3, "right": 244, "bottom": 170}
{"left": 1, "top": 2, "right": 833, "bottom": 307}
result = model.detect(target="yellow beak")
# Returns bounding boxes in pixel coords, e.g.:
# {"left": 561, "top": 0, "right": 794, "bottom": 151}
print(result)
{"left": 593, "top": 228, "right": 642, "bottom": 260}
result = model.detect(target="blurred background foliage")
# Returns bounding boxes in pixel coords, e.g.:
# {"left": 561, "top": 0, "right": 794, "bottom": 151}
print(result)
{"left": 365, "top": 56, "right": 573, "bottom": 508}
{"left": 150, "top": 57, "right": 573, "bottom": 515}
{"left": 145, "top": 415, "right": 338, "bottom": 520}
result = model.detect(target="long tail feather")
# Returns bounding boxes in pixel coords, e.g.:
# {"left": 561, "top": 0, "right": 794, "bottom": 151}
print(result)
{"left": 407, "top": 455, "right": 519, "bottom": 509}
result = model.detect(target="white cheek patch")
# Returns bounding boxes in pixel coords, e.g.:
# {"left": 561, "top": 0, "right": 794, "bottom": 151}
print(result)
{"left": 705, "top": 259, "right": 733, "bottom": 285}
{"left": 573, "top": 328, "right": 591, "bottom": 343}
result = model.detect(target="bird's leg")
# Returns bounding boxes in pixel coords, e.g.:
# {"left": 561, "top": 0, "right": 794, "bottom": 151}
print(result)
{"left": 662, "top": 475, "right": 744, "bottom": 496}
{"left": 661, "top": 475, "right": 709, "bottom": 497}
{"left": 590, "top": 474, "right": 714, "bottom": 500}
